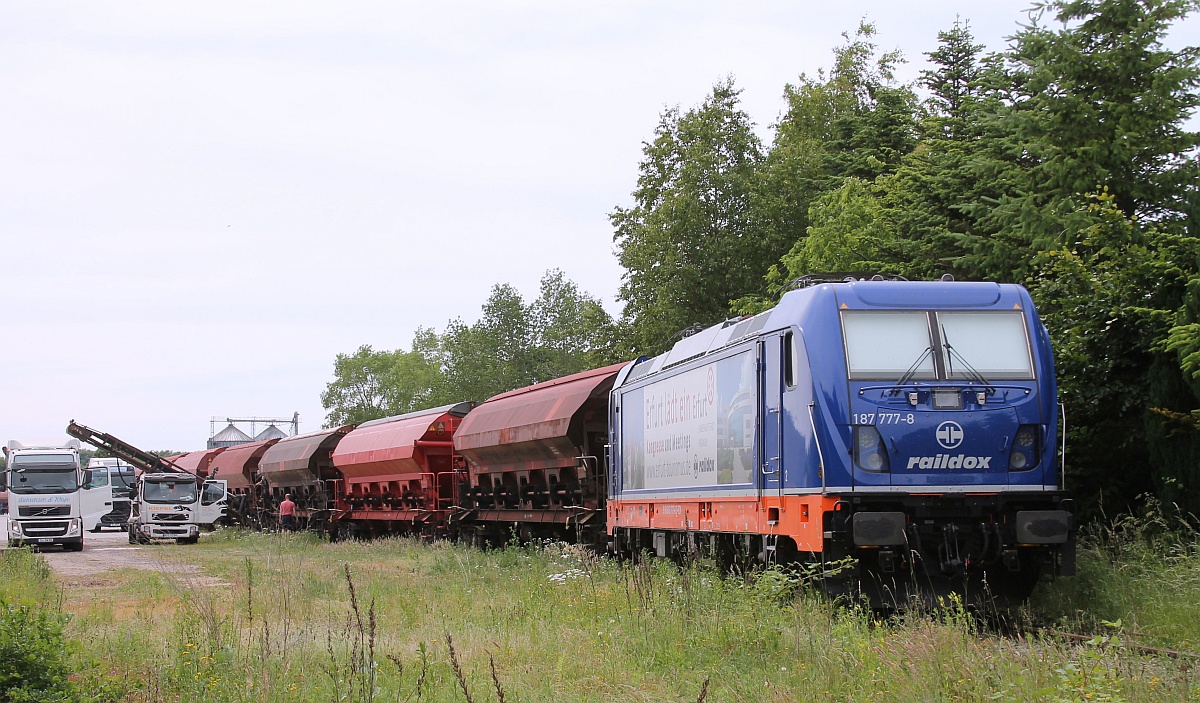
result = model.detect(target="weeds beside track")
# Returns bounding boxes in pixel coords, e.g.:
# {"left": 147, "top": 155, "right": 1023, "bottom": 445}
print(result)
{"left": 5, "top": 512, "right": 1200, "bottom": 702}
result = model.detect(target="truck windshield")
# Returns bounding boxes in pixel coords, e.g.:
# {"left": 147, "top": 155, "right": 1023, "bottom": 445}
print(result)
{"left": 8, "top": 465, "right": 79, "bottom": 494}
{"left": 112, "top": 469, "right": 136, "bottom": 487}
{"left": 143, "top": 479, "right": 197, "bottom": 504}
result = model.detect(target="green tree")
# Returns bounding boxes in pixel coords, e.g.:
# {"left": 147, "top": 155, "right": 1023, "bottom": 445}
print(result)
{"left": 878, "top": 19, "right": 1000, "bottom": 280}
{"left": 439, "top": 283, "right": 539, "bottom": 403}
{"left": 530, "top": 269, "right": 620, "bottom": 379}
{"left": 758, "top": 22, "right": 918, "bottom": 264}
{"left": 322, "top": 271, "right": 619, "bottom": 424}
{"left": 1030, "top": 191, "right": 1200, "bottom": 514}
{"left": 320, "top": 339, "right": 446, "bottom": 426}
{"left": 771, "top": 178, "right": 901, "bottom": 277}
{"left": 965, "top": 0, "right": 1200, "bottom": 278}
{"left": 612, "top": 79, "right": 782, "bottom": 355}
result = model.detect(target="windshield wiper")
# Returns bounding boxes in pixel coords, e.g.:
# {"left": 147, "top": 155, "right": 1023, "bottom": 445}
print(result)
{"left": 890, "top": 346, "right": 933, "bottom": 395}
{"left": 941, "top": 325, "right": 995, "bottom": 392}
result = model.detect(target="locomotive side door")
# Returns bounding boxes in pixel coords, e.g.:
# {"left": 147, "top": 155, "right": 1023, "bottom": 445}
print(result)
{"left": 759, "top": 336, "right": 784, "bottom": 494}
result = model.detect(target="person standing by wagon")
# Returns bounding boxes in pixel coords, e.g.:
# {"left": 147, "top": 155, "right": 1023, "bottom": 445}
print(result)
{"left": 279, "top": 493, "right": 296, "bottom": 534}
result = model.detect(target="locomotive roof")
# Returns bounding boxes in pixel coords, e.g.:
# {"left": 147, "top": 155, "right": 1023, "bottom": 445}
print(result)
{"left": 626, "top": 279, "right": 1030, "bottom": 382}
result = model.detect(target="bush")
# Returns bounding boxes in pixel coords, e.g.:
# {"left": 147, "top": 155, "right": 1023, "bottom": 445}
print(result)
{"left": 0, "top": 598, "right": 74, "bottom": 702}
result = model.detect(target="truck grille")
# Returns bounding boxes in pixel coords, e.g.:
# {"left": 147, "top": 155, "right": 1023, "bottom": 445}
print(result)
{"left": 21, "top": 520, "right": 70, "bottom": 537}
{"left": 154, "top": 513, "right": 188, "bottom": 522}
{"left": 18, "top": 506, "right": 71, "bottom": 517}
{"left": 101, "top": 503, "right": 132, "bottom": 525}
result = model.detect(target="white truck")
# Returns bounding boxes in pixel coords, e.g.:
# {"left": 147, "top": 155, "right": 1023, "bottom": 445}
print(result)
{"left": 127, "top": 471, "right": 226, "bottom": 544}
{"left": 65, "top": 422, "right": 226, "bottom": 545}
{"left": 2, "top": 439, "right": 112, "bottom": 551}
{"left": 86, "top": 457, "right": 137, "bottom": 530}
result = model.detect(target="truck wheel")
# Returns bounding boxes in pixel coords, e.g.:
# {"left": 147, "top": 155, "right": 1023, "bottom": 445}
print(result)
{"left": 65, "top": 542, "right": 84, "bottom": 552}
{"left": 178, "top": 536, "right": 199, "bottom": 545}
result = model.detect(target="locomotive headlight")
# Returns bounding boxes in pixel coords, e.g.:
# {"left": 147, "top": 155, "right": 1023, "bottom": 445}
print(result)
{"left": 1009, "top": 425, "right": 1040, "bottom": 471}
{"left": 853, "top": 426, "right": 890, "bottom": 473}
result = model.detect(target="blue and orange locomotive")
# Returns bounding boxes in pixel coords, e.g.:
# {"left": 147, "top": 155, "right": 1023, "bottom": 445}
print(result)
{"left": 606, "top": 277, "right": 1075, "bottom": 604}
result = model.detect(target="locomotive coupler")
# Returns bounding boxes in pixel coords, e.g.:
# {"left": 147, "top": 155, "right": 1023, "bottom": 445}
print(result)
{"left": 939, "top": 524, "right": 963, "bottom": 574}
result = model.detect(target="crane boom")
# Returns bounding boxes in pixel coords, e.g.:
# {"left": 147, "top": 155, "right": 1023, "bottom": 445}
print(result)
{"left": 66, "top": 420, "right": 194, "bottom": 477}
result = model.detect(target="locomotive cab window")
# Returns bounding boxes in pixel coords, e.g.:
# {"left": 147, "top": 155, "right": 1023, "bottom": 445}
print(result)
{"left": 936, "top": 311, "right": 1034, "bottom": 380}
{"left": 842, "top": 311, "right": 936, "bottom": 380}
{"left": 842, "top": 310, "right": 1035, "bottom": 381}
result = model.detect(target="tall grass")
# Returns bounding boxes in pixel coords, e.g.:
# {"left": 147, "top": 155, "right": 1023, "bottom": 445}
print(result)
{"left": 22, "top": 519, "right": 1200, "bottom": 702}
{"left": 1034, "top": 498, "right": 1200, "bottom": 651}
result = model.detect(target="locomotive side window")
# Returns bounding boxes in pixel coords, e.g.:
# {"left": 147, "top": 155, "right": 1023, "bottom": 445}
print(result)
{"left": 784, "top": 331, "right": 796, "bottom": 388}
{"left": 936, "top": 311, "right": 1035, "bottom": 380}
{"left": 842, "top": 312, "right": 936, "bottom": 380}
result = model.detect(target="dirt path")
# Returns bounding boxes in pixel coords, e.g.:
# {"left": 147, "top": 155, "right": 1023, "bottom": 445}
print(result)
{"left": 2, "top": 525, "right": 229, "bottom": 590}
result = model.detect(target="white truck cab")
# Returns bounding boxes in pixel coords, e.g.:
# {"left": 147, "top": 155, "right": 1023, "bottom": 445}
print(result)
{"left": 128, "top": 473, "right": 227, "bottom": 544}
{"left": 3, "top": 439, "right": 112, "bottom": 550}
{"left": 86, "top": 457, "right": 136, "bottom": 530}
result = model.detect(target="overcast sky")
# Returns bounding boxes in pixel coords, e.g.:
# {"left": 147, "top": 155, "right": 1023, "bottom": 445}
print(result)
{"left": 3, "top": 1, "right": 1197, "bottom": 452}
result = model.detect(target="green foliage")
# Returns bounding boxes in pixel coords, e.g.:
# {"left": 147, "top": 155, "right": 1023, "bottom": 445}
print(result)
{"left": 771, "top": 178, "right": 902, "bottom": 280}
{"left": 1029, "top": 191, "right": 1200, "bottom": 512}
{"left": 320, "top": 340, "right": 444, "bottom": 426}
{"left": 0, "top": 600, "right": 74, "bottom": 702}
{"left": 1034, "top": 498, "right": 1200, "bottom": 652}
{"left": 963, "top": 0, "right": 1200, "bottom": 278}
{"left": 322, "top": 270, "right": 618, "bottom": 425}
{"left": 612, "top": 79, "right": 784, "bottom": 355}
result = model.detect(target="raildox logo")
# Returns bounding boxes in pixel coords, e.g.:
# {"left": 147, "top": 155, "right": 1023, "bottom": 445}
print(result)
{"left": 907, "top": 420, "right": 991, "bottom": 470}
{"left": 936, "top": 421, "right": 964, "bottom": 449}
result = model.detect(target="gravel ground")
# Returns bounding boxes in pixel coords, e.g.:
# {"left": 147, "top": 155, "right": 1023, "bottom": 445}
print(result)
{"left": 1, "top": 519, "right": 218, "bottom": 581}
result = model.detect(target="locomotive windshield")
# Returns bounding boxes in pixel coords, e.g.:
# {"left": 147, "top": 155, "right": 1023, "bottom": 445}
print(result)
{"left": 937, "top": 312, "right": 1034, "bottom": 380}
{"left": 842, "top": 310, "right": 1035, "bottom": 381}
{"left": 842, "top": 312, "right": 936, "bottom": 380}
